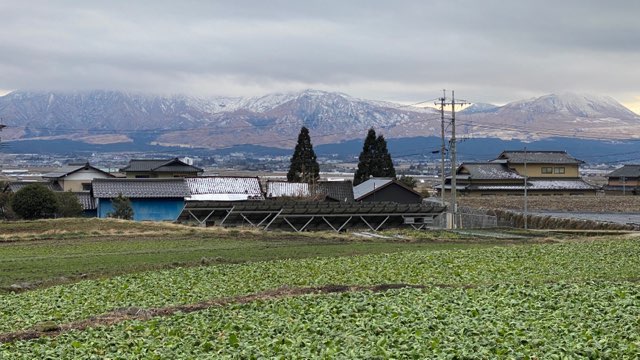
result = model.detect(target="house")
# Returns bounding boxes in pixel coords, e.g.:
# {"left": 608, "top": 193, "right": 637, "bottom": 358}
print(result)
{"left": 437, "top": 150, "right": 597, "bottom": 196}
{"left": 353, "top": 178, "right": 423, "bottom": 204}
{"left": 42, "top": 162, "right": 115, "bottom": 192}
{"left": 266, "top": 180, "right": 354, "bottom": 202}
{"left": 92, "top": 178, "right": 190, "bottom": 221}
{"left": 604, "top": 165, "right": 640, "bottom": 195}
{"left": 4, "top": 181, "right": 97, "bottom": 216}
{"left": 185, "top": 176, "right": 265, "bottom": 201}
{"left": 120, "top": 158, "right": 203, "bottom": 178}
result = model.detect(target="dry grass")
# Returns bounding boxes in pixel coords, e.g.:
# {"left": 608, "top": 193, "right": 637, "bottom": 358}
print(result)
{"left": 459, "top": 195, "right": 640, "bottom": 213}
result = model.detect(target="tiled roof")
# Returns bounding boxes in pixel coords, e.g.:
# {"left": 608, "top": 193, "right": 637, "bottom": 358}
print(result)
{"left": 496, "top": 151, "right": 583, "bottom": 164}
{"left": 458, "top": 163, "right": 523, "bottom": 180}
{"left": 266, "top": 181, "right": 355, "bottom": 202}
{"left": 607, "top": 165, "right": 640, "bottom": 178}
{"left": 73, "top": 192, "right": 96, "bottom": 210}
{"left": 353, "top": 178, "right": 394, "bottom": 200}
{"left": 6, "top": 181, "right": 62, "bottom": 193}
{"left": 42, "top": 163, "right": 114, "bottom": 179}
{"left": 266, "top": 181, "right": 310, "bottom": 198}
{"left": 120, "top": 158, "right": 203, "bottom": 173}
{"left": 185, "top": 177, "right": 264, "bottom": 201}
{"left": 316, "top": 181, "right": 354, "bottom": 202}
{"left": 92, "top": 178, "right": 190, "bottom": 198}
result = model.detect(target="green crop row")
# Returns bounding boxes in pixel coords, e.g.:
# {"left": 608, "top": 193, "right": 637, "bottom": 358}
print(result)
{"left": 3, "top": 282, "right": 639, "bottom": 358}
{"left": 1, "top": 239, "right": 639, "bottom": 334}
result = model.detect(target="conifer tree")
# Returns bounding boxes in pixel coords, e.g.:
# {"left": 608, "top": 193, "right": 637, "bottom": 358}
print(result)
{"left": 287, "top": 127, "right": 320, "bottom": 183}
{"left": 353, "top": 128, "right": 396, "bottom": 186}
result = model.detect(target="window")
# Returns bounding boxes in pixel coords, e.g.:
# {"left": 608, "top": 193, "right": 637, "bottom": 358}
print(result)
{"left": 541, "top": 167, "right": 553, "bottom": 174}
{"left": 554, "top": 167, "right": 565, "bottom": 174}
{"left": 82, "top": 183, "right": 92, "bottom": 191}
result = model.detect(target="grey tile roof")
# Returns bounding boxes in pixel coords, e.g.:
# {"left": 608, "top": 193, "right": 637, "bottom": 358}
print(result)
{"left": 92, "top": 178, "right": 190, "bottom": 198}
{"left": 42, "top": 163, "right": 114, "bottom": 179}
{"left": 186, "top": 177, "right": 264, "bottom": 200}
{"left": 120, "top": 158, "right": 203, "bottom": 173}
{"left": 353, "top": 178, "right": 394, "bottom": 200}
{"left": 496, "top": 151, "right": 583, "bottom": 164}
{"left": 458, "top": 163, "right": 523, "bottom": 180}
{"left": 73, "top": 192, "right": 96, "bottom": 210}
{"left": 6, "top": 181, "right": 62, "bottom": 193}
{"left": 607, "top": 165, "right": 640, "bottom": 178}
{"left": 316, "top": 181, "right": 354, "bottom": 202}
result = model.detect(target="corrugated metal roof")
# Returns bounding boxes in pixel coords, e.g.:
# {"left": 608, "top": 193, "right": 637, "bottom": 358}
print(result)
{"left": 607, "top": 165, "right": 640, "bottom": 178}
{"left": 496, "top": 151, "right": 583, "bottom": 164}
{"left": 458, "top": 163, "right": 523, "bottom": 180}
{"left": 266, "top": 181, "right": 311, "bottom": 198}
{"left": 92, "top": 178, "right": 190, "bottom": 198}
{"left": 185, "top": 177, "right": 264, "bottom": 200}
{"left": 353, "top": 178, "right": 394, "bottom": 200}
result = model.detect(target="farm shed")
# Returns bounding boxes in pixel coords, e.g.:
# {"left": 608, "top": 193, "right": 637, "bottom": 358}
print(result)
{"left": 92, "top": 178, "right": 190, "bottom": 221}
{"left": 354, "top": 178, "right": 422, "bottom": 204}
{"left": 604, "top": 164, "right": 640, "bottom": 195}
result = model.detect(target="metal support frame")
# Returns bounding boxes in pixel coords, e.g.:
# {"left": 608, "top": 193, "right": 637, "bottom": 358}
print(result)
{"left": 283, "top": 216, "right": 315, "bottom": 232}
{"left": 322, "top": 216, "right": 353, "bottom": 232}
{"left": 263, "top": 209, "right": 283, "bottom": 230}
{"left": 240, "top": 212, "right": 279, "bottom": 229}
{"left": 359, "top": 215, "right": 390, "bottom": 231}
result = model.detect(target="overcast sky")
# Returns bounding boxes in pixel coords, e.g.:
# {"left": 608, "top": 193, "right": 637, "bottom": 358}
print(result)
{"left": 1, "top": 1, "right": 639, "bottom": 111}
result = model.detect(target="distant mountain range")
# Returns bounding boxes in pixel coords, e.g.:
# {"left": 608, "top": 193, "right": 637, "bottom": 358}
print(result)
{"left": 1, "top": 89, "right": 639, "bottom": 151}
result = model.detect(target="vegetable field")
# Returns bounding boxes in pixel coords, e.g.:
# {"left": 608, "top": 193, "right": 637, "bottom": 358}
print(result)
{"left": 1, "top": 235, "right": 639, "bottom": 358}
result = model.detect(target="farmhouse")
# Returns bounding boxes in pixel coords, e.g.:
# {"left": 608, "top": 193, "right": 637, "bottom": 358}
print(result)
{"left": 42, "top": 162, "right": 115, "bottom": 192}
{"left": 92, "top": 178, "right": 190, "bottom": 221}
{"left": 120, "top": 158, "right": 203, "bottom": 178}
{"left": 604, "top": 164, "right": 640, "bottom": 195}
{"left": 354, "top": 178, "right": 423, "bottom": 204}
{"left": 438, "top": 150, "right": 597, "bottom": 196}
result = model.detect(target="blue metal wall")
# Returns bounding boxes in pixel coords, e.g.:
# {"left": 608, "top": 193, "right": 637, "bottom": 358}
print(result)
{"left": 97, "top": 198, "right": 185, "bottom": 221}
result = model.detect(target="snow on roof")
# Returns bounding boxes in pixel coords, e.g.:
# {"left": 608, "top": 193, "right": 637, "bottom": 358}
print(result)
{"left": 266, "top": 181, "right": 310, "bottom": 198}
{"left": 185, "top": 177, "right": 264, "bottom": 200}
{"left": 473, "top": 179, "right": 596, "bottom": 191}
{"left": 458, "top": 163, "right": 523, "bottom": 180}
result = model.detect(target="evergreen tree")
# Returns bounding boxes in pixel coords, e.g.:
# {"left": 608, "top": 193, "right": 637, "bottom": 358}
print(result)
{"left": 108, "top": 194, "right": 134, "bottom": 220}
{"left": 55, "top": 191, "right": 84, "bottom": 218}
{"left": 376, "top": 134, "right": 396, "bottom": 178}
{"left": 353, "top": 128, "right": 397, "bottom": 186}
{"left": 287, "top": 127, "right": 320, "bottom": 183}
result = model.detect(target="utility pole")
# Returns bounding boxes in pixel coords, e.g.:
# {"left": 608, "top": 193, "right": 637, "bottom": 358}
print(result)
{"left": 437, "top": 90, "right": 446, "bottom": 204}
{"left": 448, "top": 90, "right": 468, "bottom": 229}
{"left": 524, "top": 147, "right": 528, "bottom": 230}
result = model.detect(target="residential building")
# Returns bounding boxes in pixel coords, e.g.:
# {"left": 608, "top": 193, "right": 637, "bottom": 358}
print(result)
{"left": 42, "top": 162, "right": 115, "bottom": 192}
{"left": 120, "top": 158, "right": 203, "bottom": 178}
{"left": 604, "top": 165, "right": 640, "bottom": 195}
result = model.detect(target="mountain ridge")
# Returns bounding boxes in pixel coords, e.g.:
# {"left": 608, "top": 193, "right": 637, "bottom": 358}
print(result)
{"left": 1, "top": 89, "right": 639, "bottom": 149}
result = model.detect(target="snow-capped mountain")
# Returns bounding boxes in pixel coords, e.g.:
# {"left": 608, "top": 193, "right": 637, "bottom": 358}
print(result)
{"left": 0, "top": 90, "right": 638, "bottom": 149}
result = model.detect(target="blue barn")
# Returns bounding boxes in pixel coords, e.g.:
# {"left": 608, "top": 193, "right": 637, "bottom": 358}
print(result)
{"left": 92, "top": 178, "right": 190, "bottom": 221}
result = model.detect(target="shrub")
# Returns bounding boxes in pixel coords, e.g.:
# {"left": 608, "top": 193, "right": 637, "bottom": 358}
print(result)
{"left": 55, "top": 191, "right": 84, "bottom": 218}
{"left": 11, "top": 184, "right": 58, "bottom": 219}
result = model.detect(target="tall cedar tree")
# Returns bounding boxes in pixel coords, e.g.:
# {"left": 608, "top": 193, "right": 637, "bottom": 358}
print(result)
{"left": 287, "top": 127, "right": 320, "bottom": 183}
{"left": 353, "top": 128, "right": 396, "bottom": 186}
